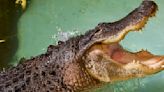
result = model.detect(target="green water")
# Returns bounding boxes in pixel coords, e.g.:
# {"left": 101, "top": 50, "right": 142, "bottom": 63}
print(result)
{"left": 2, "top": 0, "right": 164, "bottom": 92}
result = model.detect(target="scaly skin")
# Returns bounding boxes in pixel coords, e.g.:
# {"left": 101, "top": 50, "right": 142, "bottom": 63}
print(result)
{"left": 0, "top": 0, "right": 163, "bottom": 92}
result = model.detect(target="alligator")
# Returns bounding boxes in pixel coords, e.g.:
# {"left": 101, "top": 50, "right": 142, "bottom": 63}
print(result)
{"left": 0, "top": 0, "right": 164, "bottom": 92}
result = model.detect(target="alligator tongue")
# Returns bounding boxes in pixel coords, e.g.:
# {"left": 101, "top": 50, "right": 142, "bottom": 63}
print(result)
{"left": 103, "top": 43, "right": 138, "bottom": 64}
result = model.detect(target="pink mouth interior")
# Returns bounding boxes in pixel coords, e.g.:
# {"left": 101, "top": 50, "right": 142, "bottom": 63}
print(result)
{"left": 88, "top": 43, "right": 164, "bottom": 67}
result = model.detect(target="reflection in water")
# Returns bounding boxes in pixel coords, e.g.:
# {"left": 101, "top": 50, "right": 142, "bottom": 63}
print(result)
{"left": 0, "top": 0, "right": 23, "bottom": 70}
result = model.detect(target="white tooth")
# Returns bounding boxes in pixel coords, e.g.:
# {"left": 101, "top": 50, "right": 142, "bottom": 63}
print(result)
{"left": 162, "top": 65, "right": 164, "bottom": 68}
{"left": 141, "top": 49, "right": 147, "bottom": 52}
{"left": 137, "top": 61, "right": 140, "bottom": 64}
{"left": 133, "top": 60, "right": 136, "bottom": 63}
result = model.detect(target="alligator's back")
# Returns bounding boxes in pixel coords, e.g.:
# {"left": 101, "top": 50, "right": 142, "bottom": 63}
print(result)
{"left": 0, "top": 54, "right": 56, "bottom": 92}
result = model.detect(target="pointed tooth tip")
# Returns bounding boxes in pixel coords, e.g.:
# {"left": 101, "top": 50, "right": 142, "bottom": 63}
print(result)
{"left": 141, "top": 49, "right": 148, "bottom": 52}
{"left": 132, "top": 60, "right": 136, "bottom": 63}
{"left": 137, "top": 61, "right": 140, "bottom": 64}
{"left": 162, "top": 65, "right": 164, "bottom": 68}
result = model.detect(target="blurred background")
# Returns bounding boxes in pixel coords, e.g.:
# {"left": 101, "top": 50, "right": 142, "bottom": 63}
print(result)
{"left": 0, "top": 0, "right": 21, "bottom": 69}
{"left": 0, "top": 0, "right": 164, "bottom": 92}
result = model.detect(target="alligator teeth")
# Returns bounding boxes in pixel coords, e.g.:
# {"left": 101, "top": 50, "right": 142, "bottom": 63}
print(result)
{"left": 131, "top": 60, "right": 141, "bottom": 64}
{"left": 136, "top": 61, "right": 140, "bottom": 64}
{"left": 141, "top": 49, "right": 148, "bottom": 52}
{"left": 132, "top": 60, "right": 136, "bottom": 63}
{"left": 162, "top": 65, "right": 164, "bottom": 68}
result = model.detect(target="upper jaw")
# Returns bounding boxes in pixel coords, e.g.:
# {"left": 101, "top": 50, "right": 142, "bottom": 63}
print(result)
{"left": 91, "top": 0, "right": 159, "bottom": 66}
{"left": 96, "top": 0, "right": 158, "bottom": 44}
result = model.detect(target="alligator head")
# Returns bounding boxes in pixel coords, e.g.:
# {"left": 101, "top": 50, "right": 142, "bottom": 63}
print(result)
{"left": 0, "top": 0, "right": 164, "bottom": 92}
{"left": 81, "top": 0, "right": 164, "bottom": 82}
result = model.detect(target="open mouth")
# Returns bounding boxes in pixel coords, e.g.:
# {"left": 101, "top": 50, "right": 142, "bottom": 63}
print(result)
{"left": 87, "top": 42, "right": 164, "bottom": 69}
{"left": 86, "top": 1, "right": 164, "bottom": 70}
